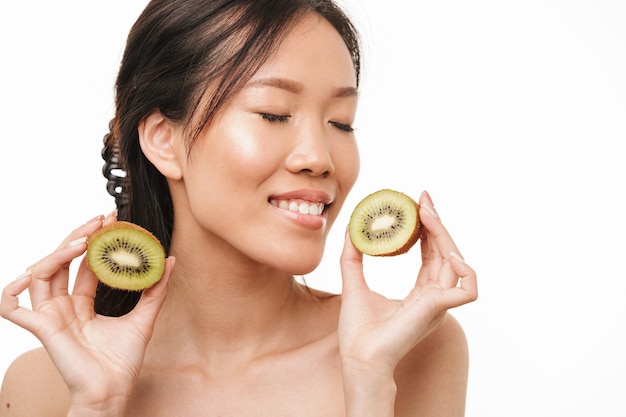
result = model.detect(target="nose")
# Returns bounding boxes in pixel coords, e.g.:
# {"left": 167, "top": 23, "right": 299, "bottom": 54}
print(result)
{"left": 285, "top": 123, "right": 335, "bottom": 177}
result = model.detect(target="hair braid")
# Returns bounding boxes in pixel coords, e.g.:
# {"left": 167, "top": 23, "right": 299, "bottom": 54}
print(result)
{"left": 101, "top": 118, "right": 130, "bottom": 213}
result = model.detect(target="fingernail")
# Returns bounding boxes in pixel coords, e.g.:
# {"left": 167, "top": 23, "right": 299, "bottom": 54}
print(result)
{"left": 86, "top": 215, "right": 104, "bottom": 224}
{"left": 15, "top": 270, "right": 32, "bottom": 281}
{"left": 421, "top": 201, "right": 439, "bottom": 219}
{"left": 68, "top": 236, "right": 88, "bottom": 247}
{"left": 450, "top": 251, "right": 465, "bottom": 263}
{"left": 422, "top": 190, "right": 435, "bottom": 207}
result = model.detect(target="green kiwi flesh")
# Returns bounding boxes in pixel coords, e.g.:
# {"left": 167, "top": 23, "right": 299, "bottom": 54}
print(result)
{"left": 87, "top": 221, "right": 165, "bottom": 291}
{"left": 348, "top": 189, "right": 422, "bottom": 256}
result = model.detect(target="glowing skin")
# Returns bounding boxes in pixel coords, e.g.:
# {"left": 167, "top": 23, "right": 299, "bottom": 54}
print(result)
{"left": 168, "top": 14, "right": 359, "bottom": 275}
{"left": 0, "top": 9, "right": 477, "bottom": 417}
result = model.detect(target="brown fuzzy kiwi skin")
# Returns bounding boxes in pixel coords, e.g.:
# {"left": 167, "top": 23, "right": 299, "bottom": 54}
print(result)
{"left": 86, "top": 221, "right": 166, "bottom": 291}
{"left": 349, "top": 189, "right": 423, "bottom": 257}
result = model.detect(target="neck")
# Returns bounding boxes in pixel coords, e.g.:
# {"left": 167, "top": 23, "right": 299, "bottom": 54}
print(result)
{"left": 148, "top": 237, "right": 310, "bottom": 372}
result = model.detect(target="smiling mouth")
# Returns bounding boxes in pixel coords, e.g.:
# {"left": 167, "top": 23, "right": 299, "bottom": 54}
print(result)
{"left": 269, "top": 199, "right": 326, "bottom": 216}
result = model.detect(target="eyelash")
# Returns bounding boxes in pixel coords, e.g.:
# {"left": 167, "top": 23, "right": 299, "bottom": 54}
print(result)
{"left": 330, "top": 121, "right": 354, "bottom": 133}
{"left": 261, "top": 113, "right": 290, "bottom": 123}
{"left": 260, "top": 113, "right": 354, "bottom": 133}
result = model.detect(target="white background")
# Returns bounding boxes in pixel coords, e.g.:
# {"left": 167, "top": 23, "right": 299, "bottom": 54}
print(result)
{"left": 1, "top": 1, "right": 625, "bottom": 416}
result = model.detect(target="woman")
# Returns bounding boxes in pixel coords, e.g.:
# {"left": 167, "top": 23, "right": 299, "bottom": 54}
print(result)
{"left": 0, "top": 0, "right": 477, "bottom": 416}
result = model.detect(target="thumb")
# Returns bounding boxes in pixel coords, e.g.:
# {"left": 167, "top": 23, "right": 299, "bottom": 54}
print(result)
{"left": 340, "top": 227, "right": 367, "bottom": 294}
{"left": 128, "top": 256, "right": 175, "bottom": 333}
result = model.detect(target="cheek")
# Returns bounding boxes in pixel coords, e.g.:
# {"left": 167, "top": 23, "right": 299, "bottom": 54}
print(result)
{"left": 324, "top": 139, "right": 359, "bottom": 229}
{"left": 189, "top": 117, "right": 280, "bottom": 188}
{"left": 335, "top": 140, "right": 360, "bottom": 192}
{"left": 210, "top": 116, "right": 282, "bottom": 178}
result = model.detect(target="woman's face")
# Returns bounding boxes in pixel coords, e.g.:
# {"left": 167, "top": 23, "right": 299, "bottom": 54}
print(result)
{"left": 172, "top": 13, "right": 359, "bottom": 274}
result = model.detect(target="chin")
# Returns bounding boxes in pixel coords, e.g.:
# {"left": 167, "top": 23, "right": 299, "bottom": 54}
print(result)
{"left": 278, "top": 252, "right": 324, "bottom": 277}
{"left": 288, "top": 265, "right": 320, "bottom": 277}
{"left": 252, "top": 237, "right": 326, "bottom": 275}
{"left": 287, "top": 258, "right": 323, "bottom": 276}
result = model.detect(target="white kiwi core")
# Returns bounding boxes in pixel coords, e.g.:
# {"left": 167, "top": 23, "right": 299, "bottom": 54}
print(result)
{"left": 110, "top": 250, "right": 142, "bottom": 268}
{"left": 370, "top": 215, "right": 396, "bottom": 231}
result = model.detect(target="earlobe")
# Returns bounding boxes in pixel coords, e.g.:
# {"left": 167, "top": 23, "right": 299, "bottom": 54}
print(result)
{"left": 138, "top": 110, "right": 183, "bottom": 180}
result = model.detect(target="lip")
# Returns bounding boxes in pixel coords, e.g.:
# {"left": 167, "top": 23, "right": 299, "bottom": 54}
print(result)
{"left": 269, "top": 189, "right": 333, "bottom": 205}
{"left": 268, "top": 189, "right": 333, "bottom": 231}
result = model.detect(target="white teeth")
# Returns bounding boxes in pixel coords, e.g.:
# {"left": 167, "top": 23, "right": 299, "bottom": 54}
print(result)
{"left": 271, "top": 199, "right": 324, "bottom": 216}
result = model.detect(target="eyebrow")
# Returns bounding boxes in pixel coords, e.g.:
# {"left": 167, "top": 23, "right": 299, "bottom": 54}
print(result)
{"left": 246, "top": 77, "right": 358, "bottom": 98}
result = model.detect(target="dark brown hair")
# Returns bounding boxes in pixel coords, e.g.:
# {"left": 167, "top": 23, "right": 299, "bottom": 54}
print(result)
{"left": 97, "top": 0, "right": 361, "bottom": 316}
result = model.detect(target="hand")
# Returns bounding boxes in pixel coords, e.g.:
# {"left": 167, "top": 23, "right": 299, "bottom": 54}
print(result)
{"left": 338, "top": 191, "right": 477, "bottom": 376}
{"left": 0, "top": 213, "right": 175, "bottom": 411}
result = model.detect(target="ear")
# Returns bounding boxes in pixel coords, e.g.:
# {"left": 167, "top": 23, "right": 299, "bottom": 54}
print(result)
{"left": 138, "top": 110, "right": 183, "bottom": 180}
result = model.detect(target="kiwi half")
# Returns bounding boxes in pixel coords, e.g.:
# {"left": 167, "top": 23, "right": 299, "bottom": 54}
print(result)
{"left": 87, "top": 221, "right": 166, "bottom": 291}
{"left": 348, "top": 189, "right": 422, "bottom": 256}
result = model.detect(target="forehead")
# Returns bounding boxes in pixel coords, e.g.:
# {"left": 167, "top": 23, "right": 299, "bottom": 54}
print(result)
{"left": 250, "top": 13, "right": 357, "bottom": 88}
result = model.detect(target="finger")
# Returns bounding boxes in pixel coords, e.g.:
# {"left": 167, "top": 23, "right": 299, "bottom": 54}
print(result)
{"left": 127, "top": 256, "right": 175, "bottom": 336}
{"left": 418, "top": 192, "right": 461, "bottom": 260}
{"left": 0, "top": 272, "right": 32, "bottom": 317}
{"left": 339, "top": 227, "right": 368, "bottom": 294}
{"left": 0, "top": 273, "right": 41, "bottom": 332}
{"left": 423, "top": 254, "right": 478, "bottom": 310}
{"left": 448, "top": 253, "right": 478, "bottom": 304}
{"left": 72, "top": 255, "right": 100, "bottom": 299}
{"left": 101, "top": 210, "right": 118, "bottom": 227}
{"left": 27, "top": 243, "right": 89, "bottom": 308}
{"left": 45, "top": 216, "right": 105, "bottom": 298}
{"left": 35, "top": 216, "right": 107, "bottom": 299}
{"left": 55, "top": 215, "right": 104, "bottom": 250}
{"left": 71, "top": 211, "right": 118, "bottom": 299}
{"left": 417, "top": 192, "right": 467, "bottom": 288}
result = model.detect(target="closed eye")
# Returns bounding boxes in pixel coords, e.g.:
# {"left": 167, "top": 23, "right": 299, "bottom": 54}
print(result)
{"left": 260, "top": 113, "right": 290, "bottom": 123}
{"left": 330, "top": 121, "right": 354, "bottom": 133}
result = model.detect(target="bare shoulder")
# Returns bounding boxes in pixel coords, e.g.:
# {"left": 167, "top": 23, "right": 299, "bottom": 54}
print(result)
{"left": 394, "top": 313, "right": 470, "bottom": 417}
{"left": 0, "top": 347, "right": 69, "bottom": 417}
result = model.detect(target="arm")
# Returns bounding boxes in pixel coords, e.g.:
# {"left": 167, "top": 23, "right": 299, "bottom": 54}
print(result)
{"left": 395, "top": 314, "right": 470, "bottom": 417}
{"left": 341, "top": 315, "right": 469, "bottom": 417}
{"left": 338, "top": 191, "right": 477, "bottom": 417}
{"left": 0, "top": 214, "right": 174, "bottom": 417}
{"left": 0, "top": 351, "right": 130, "bottom": 417}
{"left": 0, "top": 348, "right": 70, "bottom": 417}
